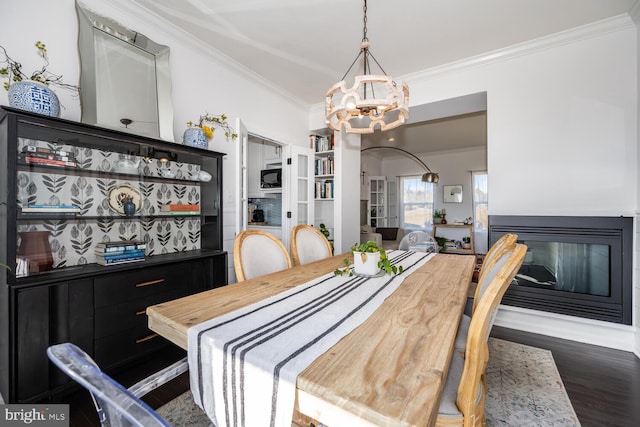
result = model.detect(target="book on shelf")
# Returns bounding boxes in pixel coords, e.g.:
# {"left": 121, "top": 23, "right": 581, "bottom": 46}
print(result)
{"left": 96, "top": 256, "right": 146, "bottom": 266}
{"left": 22, "top": 205, "right": 81, "bottom": 213}
{"left": 314, "top": 180, "right": 334, "bottom": 199}
{"left": 21, "top": 155, "right": 77, "bottom": 168}
{"left": 162, "top": 211, "right": 200, "bottom": 216}
{"left": 315, "top": 157, "right": 334, "bottom": 175}
{"left": 22, "top": 145, "right": 76, "bottom": 160}
{"left": 309, "top": 134, "right": 334, "bottom": 153}
{"left": 95, "top": 240, "right": 146, "bottom": 252}
{"left": 95, "top": 248, "right": 146, "bottom": 259}
{"left": 160, "top": 204, "right": 200, "bottom": 212}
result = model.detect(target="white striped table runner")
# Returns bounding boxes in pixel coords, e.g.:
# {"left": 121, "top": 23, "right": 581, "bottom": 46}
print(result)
{"left": 188, "top": 250, "right": 435, "bottom": 427}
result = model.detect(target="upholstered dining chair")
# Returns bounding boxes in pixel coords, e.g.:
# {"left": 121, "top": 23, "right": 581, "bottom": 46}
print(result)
{"left": 47, "top": 343, "right": 212, "bottom": 427}
{"left": 233, "top": 229, "right": 292, "bottom": 281}
{"left": 290, "top": 224, "right": 333, "bottom": 266}
{"left": 454, "top": 233, "right": 518, "bottom": 353}
{"left": 436, "top": 243, "right": 527, "bottom": 427}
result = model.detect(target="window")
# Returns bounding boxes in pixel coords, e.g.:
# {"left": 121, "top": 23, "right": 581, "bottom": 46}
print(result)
{"left": 472, "top": 171, "right": 488, "bottom": 232}
{"left": 399, "top": 176, "right": 435, "bottom": 229}
{"left": 472, "top": 171, "right": 489, "bottom": 253}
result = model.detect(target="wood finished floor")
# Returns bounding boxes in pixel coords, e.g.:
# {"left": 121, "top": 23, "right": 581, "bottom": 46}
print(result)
{"left": 65, "top": 326, "right": 640, "bottom": 427}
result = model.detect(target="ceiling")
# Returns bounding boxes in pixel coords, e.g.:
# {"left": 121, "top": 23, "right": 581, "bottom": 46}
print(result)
{"left": 130, "top": 0, "right": 636, "bottom": 154}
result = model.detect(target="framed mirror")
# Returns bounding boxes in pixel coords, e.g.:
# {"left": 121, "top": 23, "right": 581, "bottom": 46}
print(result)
{"left": 76, "top": 1, "right": 174, "bottom": 141}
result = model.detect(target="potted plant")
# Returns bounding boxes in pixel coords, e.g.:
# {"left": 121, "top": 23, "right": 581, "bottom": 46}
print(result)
{"left": 433, "top": 209, "right": 446, "bottom": 224}
{"left": 462, "top": 236, "right": 471, "bottom": 249}
{"left": 334, "top": 240, "right": 403, "bottom": 277}
{"left": 184, "top": 113, "right": 238, "bottom": 148}
{"left": 319, "top": 223, "right": 330, "bottom": 239}
{"left": 434, "top": 236, "right": 447, "bottom": 251}
{"left": 0, "top": 41, "right": 78, "bottom": 117}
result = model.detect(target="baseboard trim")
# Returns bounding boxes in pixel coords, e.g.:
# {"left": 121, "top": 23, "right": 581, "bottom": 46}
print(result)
{"left": 494, "top": 304, "right": 636, "bottom": 352}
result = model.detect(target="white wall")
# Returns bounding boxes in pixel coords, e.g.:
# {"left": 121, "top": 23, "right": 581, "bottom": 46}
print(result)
{"left": 400, "top": 19, "right": 638, "bottom": 218}
{"left": 313, "top": 16, "right": 639, "bottom": 351}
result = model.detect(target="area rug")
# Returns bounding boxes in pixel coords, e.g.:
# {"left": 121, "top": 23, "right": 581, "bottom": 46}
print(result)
{"left": 486, "top": 338, "right": 581, "bottom": 426}
{"left": 157, "top": 338, "right": 580, "bottom": 426}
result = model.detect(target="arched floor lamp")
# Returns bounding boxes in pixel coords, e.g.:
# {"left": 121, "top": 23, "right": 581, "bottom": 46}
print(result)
{"left": 361, "top": 146, "right": 439, "bottom": 183}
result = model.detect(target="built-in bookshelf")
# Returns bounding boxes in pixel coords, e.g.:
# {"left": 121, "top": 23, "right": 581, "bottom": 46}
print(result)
{"left": 311, "top": 134, "right": 335, "bottom": 200}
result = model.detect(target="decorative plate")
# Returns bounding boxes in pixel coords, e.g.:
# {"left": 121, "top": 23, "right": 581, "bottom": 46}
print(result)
{"left": 107, "top": 184, "right": 142, "bottom": 215}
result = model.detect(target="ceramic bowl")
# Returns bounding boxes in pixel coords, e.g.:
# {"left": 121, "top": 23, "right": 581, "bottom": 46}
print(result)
{"left": 198, "top": 171, "right": 212, "bottom": 182}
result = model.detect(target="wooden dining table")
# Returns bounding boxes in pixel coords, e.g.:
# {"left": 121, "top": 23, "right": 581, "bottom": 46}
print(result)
{"left": 147, "top": 252, "right": 474, "bottom": 427}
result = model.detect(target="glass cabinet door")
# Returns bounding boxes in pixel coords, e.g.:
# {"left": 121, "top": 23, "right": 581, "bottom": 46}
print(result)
{"left": 368, "top": 176, "right": 387, "bottom": 228}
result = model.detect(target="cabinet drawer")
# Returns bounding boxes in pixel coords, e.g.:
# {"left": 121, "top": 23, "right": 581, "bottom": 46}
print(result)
{"left": 94, "top": 260, "right": 205, "bottom": 308}
{"left": 94, "top": 289, "right": 188, "bottom": 339}
{"left": 94, "top": 324, "right": 168, "bottom": 369}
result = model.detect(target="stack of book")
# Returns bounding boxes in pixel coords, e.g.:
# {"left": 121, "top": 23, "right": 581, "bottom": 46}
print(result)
{"left": 315, "top": 179, "right": 334, "bottom": 199}
{"left": 315, "top": 157, "right": 334, "bottom": 176}
{"left": 21, "top": 205, "right": 80, "bottom": 216}
{"left": 95, "top": 241, "right": 146, "bottom": 266}
{"left": 160, "top": 204, "right": 200, "bottom": 215}
{"left": 310, "top": 134, "right": 334, "bottom": 152}
{"left": 19, "top": 146, "right": 77, "bottom": 168}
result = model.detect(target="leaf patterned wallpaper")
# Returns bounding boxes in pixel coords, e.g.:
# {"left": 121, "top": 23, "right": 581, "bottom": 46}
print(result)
{"left": 17, "top": 138, "right": 206, "bottom": 269}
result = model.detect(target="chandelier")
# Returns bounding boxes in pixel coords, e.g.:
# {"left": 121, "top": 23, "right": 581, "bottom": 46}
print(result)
{"left": 325, "top": 0, "right": 409, "bottom": 134}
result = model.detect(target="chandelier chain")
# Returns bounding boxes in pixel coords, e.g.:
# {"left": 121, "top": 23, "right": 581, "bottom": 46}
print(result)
{"left": 362, "top": 0, "right": 368, "bottom": 43}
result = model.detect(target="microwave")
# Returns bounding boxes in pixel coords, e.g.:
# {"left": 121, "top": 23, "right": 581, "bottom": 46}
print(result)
{"left": 260, "top": 168, "right": 282, "bottom": 189}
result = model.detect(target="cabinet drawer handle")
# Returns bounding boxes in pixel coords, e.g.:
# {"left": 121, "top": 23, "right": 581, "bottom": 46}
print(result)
{"left": 136, "top": 333, "right": 159, "bottom": 344}
{"left": 135, "top": 279, "right": 165, "bottom": 288}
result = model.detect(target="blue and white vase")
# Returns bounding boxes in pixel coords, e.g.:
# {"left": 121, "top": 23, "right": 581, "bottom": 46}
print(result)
{"left": 8, "top": 80, "right": 60, "bottom": 117}
{"left": 183, "top": 127, "right": 208, "bottom": 149}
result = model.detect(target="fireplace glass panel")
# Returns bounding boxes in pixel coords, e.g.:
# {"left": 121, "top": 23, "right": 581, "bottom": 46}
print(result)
{"left": 489, "top": 215, "right": 632, "bottom": 324}
{"left": 518, "top": 241, "right": 609, "bottom": 297}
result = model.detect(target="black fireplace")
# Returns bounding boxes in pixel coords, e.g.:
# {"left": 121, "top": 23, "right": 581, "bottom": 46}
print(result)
{"left": 489, "top": 216, "right": 632, "bottom": 325}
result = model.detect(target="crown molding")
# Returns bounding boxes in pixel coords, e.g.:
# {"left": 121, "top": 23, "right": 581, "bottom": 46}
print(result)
{"left": 630, "top": 1, "right": 640, "bottom": 25}
{"left": 100, "top": 0, "right": 308, "bottom": 109}
{"left": 310, "top": 14, "right": 636, "bottom": 113}
{"left": 401, "top": 14, "right": 636, "bottom": 84}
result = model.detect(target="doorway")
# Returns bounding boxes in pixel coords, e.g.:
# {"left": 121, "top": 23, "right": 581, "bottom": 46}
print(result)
{"left": 360, "top": 92, "right": 488, "bottom": 252}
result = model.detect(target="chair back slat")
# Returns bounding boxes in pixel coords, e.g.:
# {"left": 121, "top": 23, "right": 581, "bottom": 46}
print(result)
{"left": 471, "top": 233, "right": 518, "bottom": 314}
